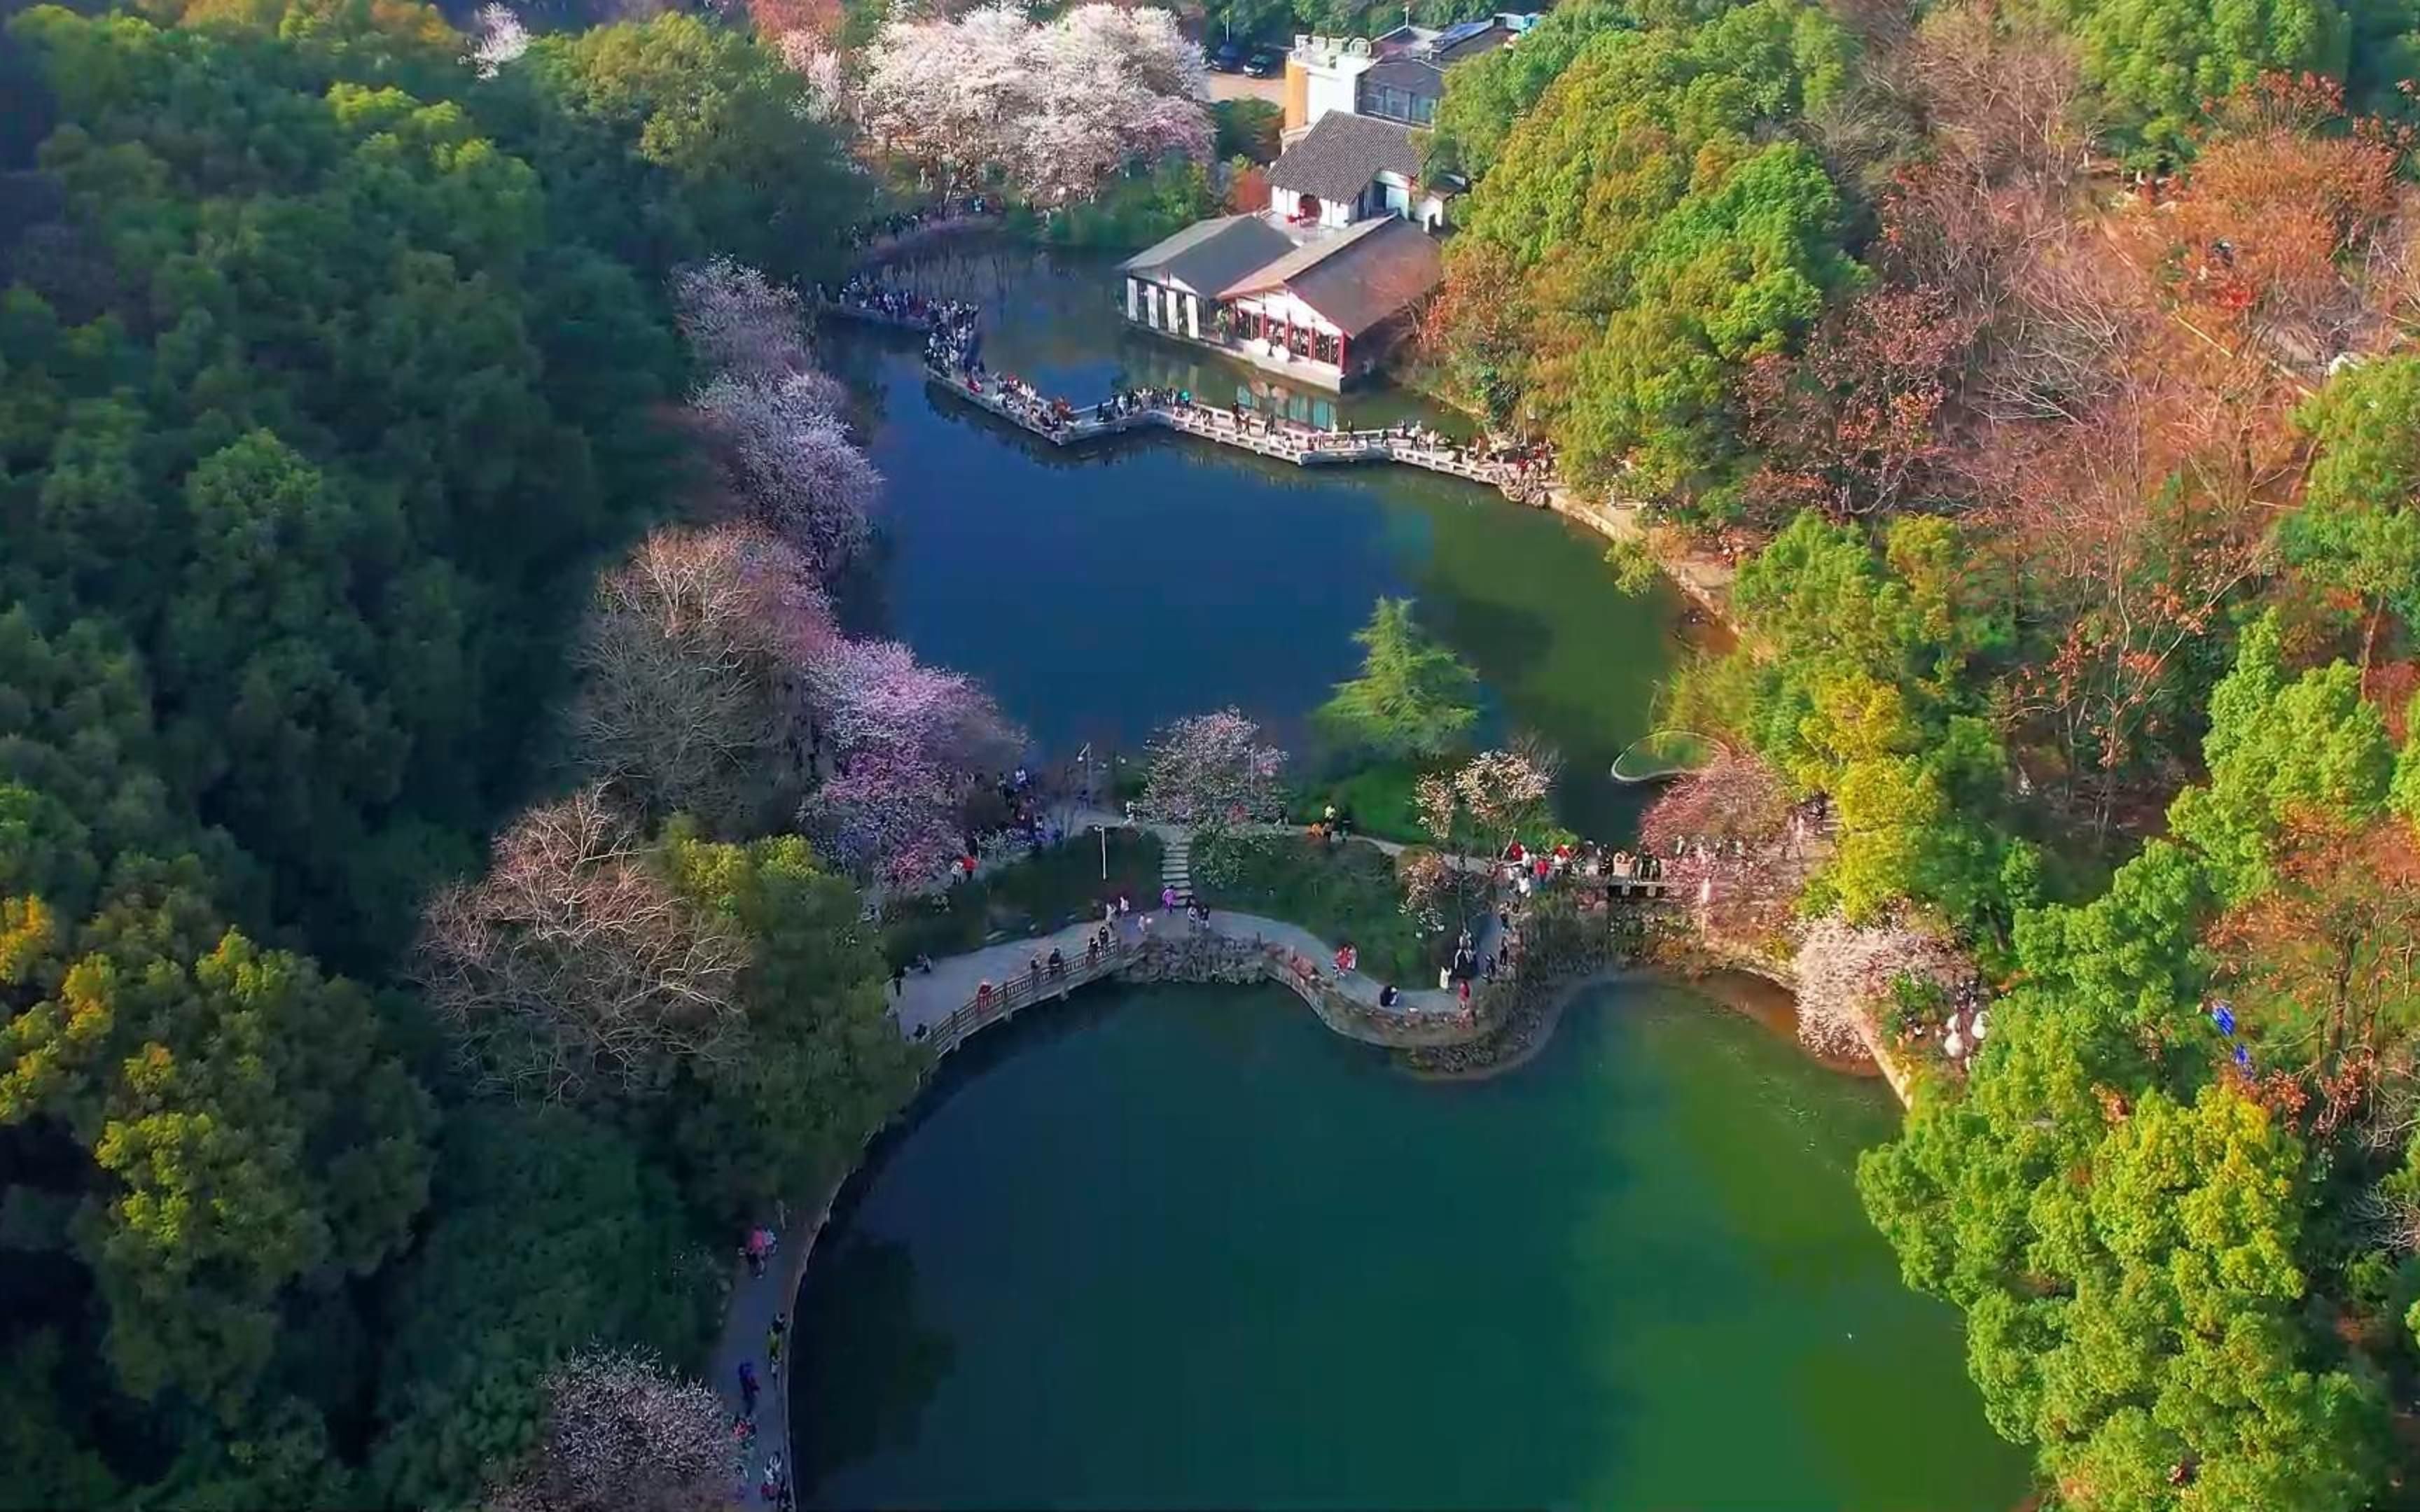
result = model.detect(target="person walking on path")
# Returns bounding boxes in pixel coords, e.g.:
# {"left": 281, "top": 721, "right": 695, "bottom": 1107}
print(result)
{"left": 738, "top": 1360, "right": 760, "bottom": 1417}
{"left": 891, "top": 963, "right": 905, "bottom": 998}
{"left": 1162, "top": 884, "right": 1178, "bottom": 914}
{"left": 767, "top": 1312, "right": 787, "bottom": 1366}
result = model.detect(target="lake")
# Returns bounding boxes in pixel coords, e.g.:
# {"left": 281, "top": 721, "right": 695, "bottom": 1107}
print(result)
{"left": 822, "top": 246, "right": 1685, "bottom": 839}
{"left": 793, "top": 248, "right": 2026, "bottom": 1509}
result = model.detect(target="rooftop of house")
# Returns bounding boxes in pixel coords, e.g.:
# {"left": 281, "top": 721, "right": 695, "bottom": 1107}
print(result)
{"left": 1266, "top": 111, "right": 1425, "bottom": 203}
{"left": 1218, "top": 216, "right": 1444, "bottom": 338}
{"left": 1119, "top": 214, "right": 1302, "bottom": 295}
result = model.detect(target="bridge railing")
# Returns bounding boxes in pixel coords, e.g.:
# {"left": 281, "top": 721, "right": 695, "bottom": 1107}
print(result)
{"left": 924, "top": 939, "right": 1138, "bottom": 1057}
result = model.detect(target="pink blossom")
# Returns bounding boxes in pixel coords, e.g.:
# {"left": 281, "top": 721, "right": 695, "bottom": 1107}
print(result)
{"left": 693, "top": 372, "right": 878, "bottom": 573}
{"left": 1137, "top": 709, "right": 1286, "bottom": 824}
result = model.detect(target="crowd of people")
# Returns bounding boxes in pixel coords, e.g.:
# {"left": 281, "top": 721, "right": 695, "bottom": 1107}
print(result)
{"left": 845, "top": 195, "right": 999, "bottom": 251}
{"left": 825, "top": 272, "right": 979, "bottom": 336}
{"left": 730, "top": 1259, "right": 794, "bottom": 1508}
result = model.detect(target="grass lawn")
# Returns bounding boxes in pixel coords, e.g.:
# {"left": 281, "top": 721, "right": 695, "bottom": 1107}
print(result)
{"left": 1190, "top": 828, "right": 1452, "bottom": 984}
{"left": 1289, "top": 760, "right": 1430, "bottom": 845}
{"left": 881, "top": 829, "right": 1164, "bottom": 965}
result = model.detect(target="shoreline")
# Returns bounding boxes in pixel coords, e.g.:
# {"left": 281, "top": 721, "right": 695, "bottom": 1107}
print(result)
{"left": 830, "top": 232, "right": 1741, "bottom": 630}
{"left": 1399, "top": 962, "right": 1885, "bottom": 1087}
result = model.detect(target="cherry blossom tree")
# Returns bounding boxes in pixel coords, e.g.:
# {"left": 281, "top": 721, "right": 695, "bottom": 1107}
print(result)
{"left": 567, "top": 524, "right": 832, "bottom": 831}
{"left": 860, "top": 3, "right": 1210, "bottom": 206}
{"left": 1640, "top": 752, "right": 1804, "bottom": 942}
{"left": 692, "top": 372, "right": 878, "bottom": 573}
{"left": 1793, "top": 913, "right": 1968, "bottom": 1060}
{"left": 779, "top": 37, "right": 849, "bottom": 120}
{"left": 799, "top": 638, "right": 1022, "bottom": 887}
{"left": 465, "top": 3, "right": 529, "bottom": 78}
{"left": 1136, "top": 710, "right": 1286, "bottom": 825}
{"left": 1639, "top": 752, "right": 1790, "bottom": 852}
{"left": 486, "top": 1348, "right": 730, "bottom": 1512}
{"left": 670, "top": 257, "right": 814, "bottom": 386}
{"left": 414, "top": 788, "right": 749, "bottom": 1104}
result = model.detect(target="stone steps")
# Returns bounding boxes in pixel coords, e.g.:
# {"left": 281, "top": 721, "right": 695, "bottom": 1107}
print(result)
{"left": 1159, "top": 833, "right": 1195, "bottom": 906}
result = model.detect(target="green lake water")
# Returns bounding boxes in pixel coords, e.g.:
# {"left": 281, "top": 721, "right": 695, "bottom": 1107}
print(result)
{"left": 791, "top": 983, "right": 2029, "bottom": 1509}
{"left": 795, "top": 249, "right": 2028, "bottom": 1508}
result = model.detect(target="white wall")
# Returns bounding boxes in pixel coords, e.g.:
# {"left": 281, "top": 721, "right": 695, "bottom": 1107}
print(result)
{"left": 1305, "top": 66, "right": 1361, "bottom": 125}
{"left": 1270, "top": 187, "right": 1355, "bottom": 228}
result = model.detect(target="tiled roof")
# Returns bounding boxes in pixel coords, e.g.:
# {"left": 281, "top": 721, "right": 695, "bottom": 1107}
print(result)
{"left": 1219, "top": 216, "right": 1443, "bottom": 337}
{"left": 1118, "top": 214, "right": 1298, "bottom": 296}
{"left": 1362, "top": 55, "right": 1447, "bottom": 100}
{"left": 1265, "top": 111, "right": 1424, "bottom": 203}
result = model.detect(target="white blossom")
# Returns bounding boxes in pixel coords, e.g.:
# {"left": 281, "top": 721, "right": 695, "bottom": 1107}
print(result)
{"left": 466, "top": 4, "right": 530, "bottom": 78}
{"left": 1792, "top": 913, "right": 1969, "bottom": 1061}
{"left": 860, "top": 2, "right": 1210, "bottom": 206}
{"left": 693, "top": 373, "right": 878, "bottom": 572}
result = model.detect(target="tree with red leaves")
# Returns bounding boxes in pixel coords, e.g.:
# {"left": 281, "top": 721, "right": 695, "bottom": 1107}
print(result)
{"left": 1744, "top": 286, "right": 1973, "bottom": 524}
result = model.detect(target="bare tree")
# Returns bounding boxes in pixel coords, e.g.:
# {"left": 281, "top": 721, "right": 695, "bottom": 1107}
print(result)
{"left": 415, "top": 788, "right": 748, "bottom": 1104}
{"left": 486, "top": 1348, "right": 732, "bottom": 1512}
{"left": 568, "top": 524, "right": 831, "bottom": 831}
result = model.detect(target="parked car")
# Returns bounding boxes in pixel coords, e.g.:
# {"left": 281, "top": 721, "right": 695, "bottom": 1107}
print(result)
{"left": 1209, "top": 40, "right": 1244, "bottom": 71}
{"left": 1244, "top": 46, "right": 1282, "bottom": 76}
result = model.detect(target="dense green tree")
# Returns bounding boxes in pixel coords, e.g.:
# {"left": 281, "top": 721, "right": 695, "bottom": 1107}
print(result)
{"left": 2288, "top": 355, "right": 2420, "bottom": 666}
{"left": 1440, "top": 0, "right": 1858, "bottom": 491}
{"left": 0, "top": 865, "right": 433, "bottom": 1418}
{"left": 2168, "top": 613, "right": 2395, "bottom": 904}
{"left": 660, "top": 829, "right": 926, "bottom": 1222}
{"left": 373, "top": 1105, "right": 716, "bottom": 1509}
{"left": 1315, "top": 597, "right": 1481, "bottom": 763}
{"left": 2040, "top": 0, "right": 2354, "bottom": 156}
{"left": 487, "top": 13, "right": 865, "bottom": 286}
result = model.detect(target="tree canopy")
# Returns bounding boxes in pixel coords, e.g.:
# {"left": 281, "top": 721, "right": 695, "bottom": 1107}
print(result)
{"left": 1316, "top": 597, "right": 1482, "bottom": 762}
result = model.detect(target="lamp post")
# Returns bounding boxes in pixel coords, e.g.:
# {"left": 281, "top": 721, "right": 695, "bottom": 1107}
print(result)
{"left": 1093, "top": 824, "right": 1108, "bottom": 881}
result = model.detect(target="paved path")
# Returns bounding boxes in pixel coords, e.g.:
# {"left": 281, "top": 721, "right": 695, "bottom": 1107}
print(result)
{"left": 710, "top": 1198, "right": 816, "bottom": 1507}
{"left": 889, "top": 903, "right": 1477, "bottom": 1040}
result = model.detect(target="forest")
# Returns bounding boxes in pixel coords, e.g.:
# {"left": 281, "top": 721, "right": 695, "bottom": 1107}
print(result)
{"left": 1414, "top": 0, "right": 2420, "bottom": 1502}
{"left": 4, "top": 0, "right": 2420, "bottom": 1503}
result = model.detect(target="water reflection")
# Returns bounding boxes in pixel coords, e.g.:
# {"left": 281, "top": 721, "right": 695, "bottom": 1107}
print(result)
{"left": 790, "top": 1235, "right": 957, "bottom": 1493}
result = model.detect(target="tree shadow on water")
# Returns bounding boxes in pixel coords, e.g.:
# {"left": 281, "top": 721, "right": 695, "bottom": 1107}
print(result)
{"left": 790, "top": 1233, "right": 957, "bottom": 1498}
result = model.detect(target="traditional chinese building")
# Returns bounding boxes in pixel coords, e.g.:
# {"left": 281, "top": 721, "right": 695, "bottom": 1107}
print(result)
{"left": 1214, "top": 216, "right": 1442, "bottom": 385}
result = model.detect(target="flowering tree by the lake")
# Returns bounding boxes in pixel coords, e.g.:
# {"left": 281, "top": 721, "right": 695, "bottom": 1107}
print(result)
{"left": 1640, "top": 752, "right": 1804, "bottom": 941}
{"left": 859, "top": 3, "right": 1211, "bottom": 206}
{"left": 486, "top": 1348, "right": 729, "bottom": 1512}
{"left": 1137, "top": 709, "right": 1286, "bottom": 825}
{"left": 1412, "top": 745, "right": 1558, "bottom": 861}
{"left": 1793, "top": 913, "right": 1968, "bottom": 1061}
{"left": 800, "top": 638, "right": 1022, "bottom": 887}
{"left": 673, "top": 258, "right": 875, "bottom": 578}
{"left": 672, "top": 256, "right": 814, "bottom": 386}
{"left": 692, "top": 373, "right": 877, "bottom": 574}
